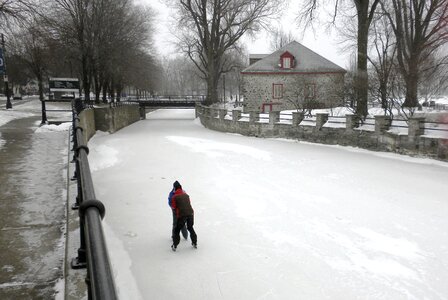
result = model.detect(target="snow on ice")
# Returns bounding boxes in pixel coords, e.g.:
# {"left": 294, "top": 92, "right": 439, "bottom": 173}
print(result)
{"left": 88, "top": 109, "right": 448, "bottom": 300}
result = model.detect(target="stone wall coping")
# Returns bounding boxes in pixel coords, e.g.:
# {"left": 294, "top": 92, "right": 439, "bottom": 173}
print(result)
{"left": 195, "top": 105, "right": 448, "bottom": 161}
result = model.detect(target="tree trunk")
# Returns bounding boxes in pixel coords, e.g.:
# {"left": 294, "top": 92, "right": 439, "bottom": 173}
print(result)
{"left": 380, "top": 81, "right": 388, "bottom": 109}
{"left": 102, "top": 77, "right": 108, "bottom": 103}
{"left": 116, "top": 82, "right": 122, "bottom": 102}
{"left": 37, "top": 71, "right": 44, "bottom": 102}
{"left": 82, "top": 53, "right": 90, "bottom": 103}
{"left": 94, "top": 74, "right": 101, "bottom": 104}
{"left": 205, "top": 52, "right": 220, "bottom": 105}
{"left": 355, "top": 3, "right": 369, "bottom": 118}
{"left": 109, "top": 78, "right": 115, "bottom": 102}
{"left": 403, "top": 69, "right": 419, "bottom": 107}
{"left": 206, "top": 75, "right": 219, "bottom": 105}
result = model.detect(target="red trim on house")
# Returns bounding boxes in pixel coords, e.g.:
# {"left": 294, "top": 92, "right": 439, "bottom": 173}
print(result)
{"left": 261, "top": 102, "right": 282, "bottom": 113}
{"left": 272, "top": 83, "right": 283, "bottom": 99}
{"left": 305, "top": 83, "right": 317, "bottom": 99}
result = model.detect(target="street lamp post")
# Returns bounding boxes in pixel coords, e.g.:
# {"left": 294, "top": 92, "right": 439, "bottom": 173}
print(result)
{"left": 1, "top": 34, "right": 12, "bottom": 109}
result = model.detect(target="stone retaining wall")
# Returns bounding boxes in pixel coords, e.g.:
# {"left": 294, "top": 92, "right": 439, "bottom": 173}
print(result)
{"left": 196, "top": 105, "right": 448, "bottom": 161}
{"left": 79, "top": 104, "right": 140, "bottom": 143}
{"left": 94, "top": 104, "right": 140, "bottom": 134}
{"left": 78, "top": 109, "right": 96, "bottom": 145}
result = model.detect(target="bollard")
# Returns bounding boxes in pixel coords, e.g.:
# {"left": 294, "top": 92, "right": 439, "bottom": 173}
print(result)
{"left": 139, "top": 106, "right": 146, "bottom": 119}
{"left": 374, "top": 115, "right": 392, "bottom": 134}
{"left": 232, "top": 110, "right": 241, "bottom": 122}
{"left": 316, "top": 113, "right": 329, "bottom": 130}
{"left": 195, "top": 105, "right": 200, "bottom": 118}
{"left": 345, "top": 114, "right": 360, "bottom": 131}
{"left": 219, "top": 109, "right": 227, "bottom": 120}
{"left": 249, "top": 111, "right": 258, "bottom": 124}
{"left": 408, "top": 117, "right": 425, "bottom": 138}
{"left": 269, "top": 111, "right": 280, "bottom": 125}
{"left": 292, "top": 111, "right": 304, "bottom": 126}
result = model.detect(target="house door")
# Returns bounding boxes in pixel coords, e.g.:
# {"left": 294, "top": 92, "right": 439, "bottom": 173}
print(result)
{"left": 261, "top": 103, "right": 273, "bottom": 113}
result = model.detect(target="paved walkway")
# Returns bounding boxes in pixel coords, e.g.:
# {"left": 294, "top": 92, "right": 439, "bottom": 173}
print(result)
{"left": 0, "top": 100, "right": 85, "bottom": 299}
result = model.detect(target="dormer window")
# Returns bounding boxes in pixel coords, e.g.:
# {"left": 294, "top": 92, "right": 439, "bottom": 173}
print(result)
{"left": 280, "top": 51, "right": 295, "bottom": 69}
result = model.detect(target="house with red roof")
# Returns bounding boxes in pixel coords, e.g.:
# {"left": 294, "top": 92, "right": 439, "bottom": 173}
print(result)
{"left": 241, "top": 41, "right": 346, "bottom": 113}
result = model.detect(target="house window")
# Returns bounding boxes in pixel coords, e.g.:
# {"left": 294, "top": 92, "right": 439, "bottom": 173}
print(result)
{"left": 305, "top": 84, "right": 316, "bottom": 99}
{"left": 283, "top": 57, "right": 291, "bottom": 69}
{"left": 273, "top": 84, "right": 283, "bottom": 99}
{"left": 280, "top": 51, "right": 294, "bottom": 69}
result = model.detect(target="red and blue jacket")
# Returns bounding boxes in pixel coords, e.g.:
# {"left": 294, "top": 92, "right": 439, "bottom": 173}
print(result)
{"left": 170, "top": 189, "right": 194, "bottom": 217}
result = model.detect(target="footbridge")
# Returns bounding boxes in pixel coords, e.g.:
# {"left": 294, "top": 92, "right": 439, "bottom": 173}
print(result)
{"left": 128, "top": 96, "right": 205, "bottom": 119}
{"left": 128, "top": 95, "right": 205, "bottom": 109}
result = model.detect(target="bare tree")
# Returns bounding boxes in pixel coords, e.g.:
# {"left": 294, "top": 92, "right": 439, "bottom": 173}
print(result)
{"left": 0, "top": 0, "right": 35, "bottom": 25}
{"left": 388, "top": 71, "right": 417, "bottom": 120}
{"left": 8, "top": 18, "right": 50, "bottom": 125}
{"left": 126, "top": 50, "right": 161, "bottom": 97}
{"left": 20, "top": 25, "right": 47, "bottom": 103}
{"left": 299, "top": 0, "right": 380, "bottom": 118}
{"left": 107, "top": 3, "right": 155, "bottom": 101}
{"left": 3, "top": 52, "right": 29, "bottom": 93}
{"left": 380, "top": 0, "right": 448, "bottom": 108}
{"left": 269, "top": 28, "right": 296, "bottom": 51}
{"left": 88, "top": 0, "right": 154, "bottom": 102}
{"left": 176, "top": 0, "right": 280, "bottom": 105}
{"left": 161, "top": 55, "right": 210, "bottom": 96}
{"left": 419, "top": 52, "right": 448, "bottom": 105}
{"left": 284, "top": 76, "right": 320, "bottom": 116}
{"left": 48, "top": 0, "right": 94, "bottom": 101}
{"left": 45, "top": 0, "right": 156, "bottom": 102}
{"left": 283, "top": 73, "right": 344, "bottom": 116}
{"left": 368, "top": 14, "right": 397, "bottom": 112}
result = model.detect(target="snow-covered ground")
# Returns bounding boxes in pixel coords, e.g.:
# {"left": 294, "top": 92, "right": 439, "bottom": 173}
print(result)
{"left": 0, "top": 106, "right": 34, "bottom": 127}
{"left": 0, "top": 99, "right": 73, "bottom": 149}
{"left": 89, "top": 109, "right": 448, "bottom": 300}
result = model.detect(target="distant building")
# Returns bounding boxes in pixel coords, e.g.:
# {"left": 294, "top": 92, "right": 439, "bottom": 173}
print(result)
{"left": 241, "top": 41, "right": 346, "bottom": 113}
{"left": 249, "top": 54, "right": 268, "bottom": 66}
{"left": 24, "top": 80, "right": 39, "bottom": 95}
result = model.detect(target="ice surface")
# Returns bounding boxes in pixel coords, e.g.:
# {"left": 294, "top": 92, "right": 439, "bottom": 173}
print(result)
{"left": 88, "top": 109, "right": 448, "bottom": 300}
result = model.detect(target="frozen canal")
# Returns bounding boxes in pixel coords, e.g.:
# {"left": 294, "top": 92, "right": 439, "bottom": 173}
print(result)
{"left": 89, "top": 109, "right": 448, "bottom": 300}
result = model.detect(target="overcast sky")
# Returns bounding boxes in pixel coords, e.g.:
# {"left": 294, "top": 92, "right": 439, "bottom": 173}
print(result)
{"left": 140, "top": 0, "right": 352, "bottom": 69}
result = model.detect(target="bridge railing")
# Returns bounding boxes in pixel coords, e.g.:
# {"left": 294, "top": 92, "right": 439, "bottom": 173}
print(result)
{"left": 71, "top": 102, "right": 118, "bottom": 300}
{"left": 127, "top": 95, "right": 206, "bottom": 102}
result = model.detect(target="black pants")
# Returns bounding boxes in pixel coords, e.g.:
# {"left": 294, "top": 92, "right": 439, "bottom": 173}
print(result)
{"left": 172, "top": 209, "right": 188, "bottom": 239}
{"left": 173, "top": 215, "right": 197, "bottom": 247}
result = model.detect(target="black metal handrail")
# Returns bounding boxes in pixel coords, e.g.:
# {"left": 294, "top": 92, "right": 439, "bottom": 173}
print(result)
{"left": 326, "top": 116, "right": 347, "bottom": 125}
{"left": 424, "top": 127, "right": 448, "bottom": 132}
{"left": 423, "top": 121, "right": 448, "bottom": 132}
{"left": 279, "top": 113, "right": 292, "bottom": 122}
{"left": 258, "top": 114, "right": 269, "bottom": 121}
{"left": 71, "top": 100, "right": 117, "bottom": 300}
{"left": 360, "top": 117, "right": 376, "bottom": 126}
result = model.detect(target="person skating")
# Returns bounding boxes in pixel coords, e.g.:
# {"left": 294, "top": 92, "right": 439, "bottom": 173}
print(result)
{"left": 170, "top": 181, "right": 197, "bottom": 251}
{"left": 168, "top": 181, "right": 188, "bottom": 240}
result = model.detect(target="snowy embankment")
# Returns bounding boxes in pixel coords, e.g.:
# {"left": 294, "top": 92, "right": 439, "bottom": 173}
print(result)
{"left": 0, "top": 102, "right": 34, "bottom": 148}
{"left": 89, "top": 109, "right": 448, "bottom": 300}
{"left": 0, "top": 100, "right": 72, "bottom": 149}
